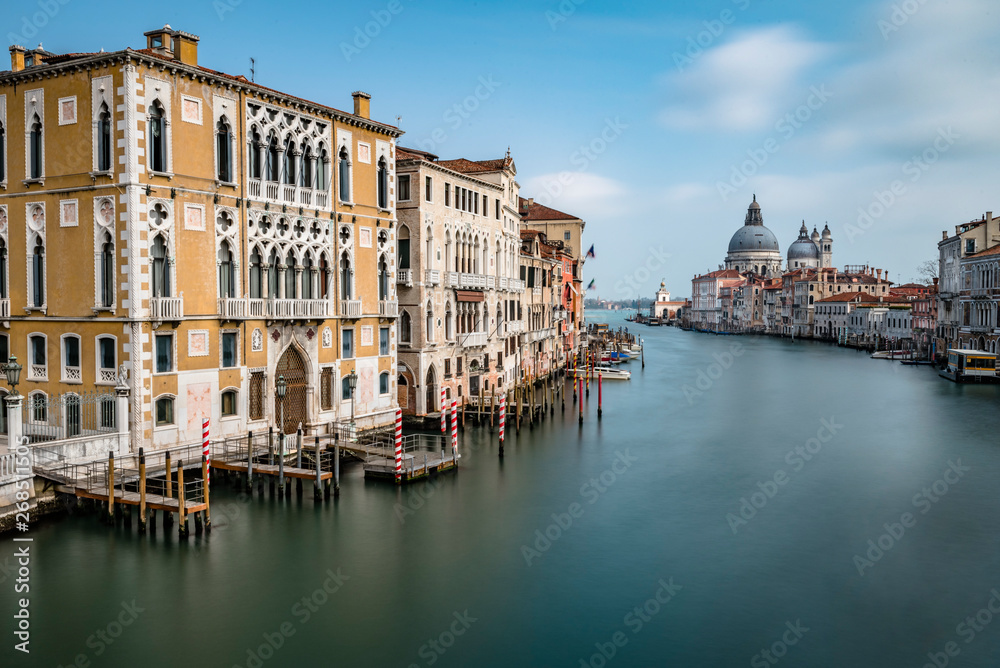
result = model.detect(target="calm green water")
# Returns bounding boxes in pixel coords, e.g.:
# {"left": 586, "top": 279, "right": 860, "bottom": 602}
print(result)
{"left": 5, "top": 311, "right": 1000, "bottom": 667}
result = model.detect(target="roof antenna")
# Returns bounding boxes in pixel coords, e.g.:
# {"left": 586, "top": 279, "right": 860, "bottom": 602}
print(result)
{"left": 249, "top": 57, "right": 255, "bottom": 83}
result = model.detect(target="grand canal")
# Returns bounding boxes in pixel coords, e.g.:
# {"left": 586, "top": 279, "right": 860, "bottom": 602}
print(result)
{"left": 6, "top": 311, "right": 1000, "bottom": 667}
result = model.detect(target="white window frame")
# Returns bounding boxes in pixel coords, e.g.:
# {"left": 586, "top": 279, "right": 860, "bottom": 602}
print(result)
{"left": 341, "top": 327, "right": 355, "bottom": 359}
{"left": 220, "top": 386, "right": 240, "bottom": 420}
{"left": 90, "top": 76, "right": 113, "bottom": 176}
{"left": 153, "top": 394, "right": 177, "bottom": 429}
{"left": 60, "top": 333, "right": 82, "bottom": 384}
{"left": 379, "top": 371, "right": 390, "bottom": 396}
{"left": 220, "top": 329, "right": 240, "bottom": 369}
{"left": 144, "top": 77, "right": 173, "bottom": 177}
{"left": 27, "top": 332, "right": 47, "bottom": 381}
{"left": 0, "top": 94, "right": 7, "bottom": 187}
{"left": 24, "top": 88, "right": 44, "bottom": 184}
{"left": 154, "top": 332, "right": 175, "bottom": 375}
{"left": 95, "top": 335, "right": 118, "bottom": 385}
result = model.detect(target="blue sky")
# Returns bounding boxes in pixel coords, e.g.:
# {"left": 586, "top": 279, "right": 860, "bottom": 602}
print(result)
{"left": 5, "top": 0, "right": 999, "bottom": 299}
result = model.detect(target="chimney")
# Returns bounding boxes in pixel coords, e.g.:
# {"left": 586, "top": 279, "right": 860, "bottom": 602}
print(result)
{"left": 172, "top": 30, "right": 200, "bottom": 66}
{"left": 942, "top": 230, "right": 948, "bottom": 241}
{"left": 352, "top": 91, "right": 371, "bottom": 119}
{"left": 877, "top": 269, "right": 883, "bottom": 281}
{"left": 144, "top": 25, "right": 176, "bottom": 58}
{"left": 9, "top": 45, "right": 26, "bottom": 72}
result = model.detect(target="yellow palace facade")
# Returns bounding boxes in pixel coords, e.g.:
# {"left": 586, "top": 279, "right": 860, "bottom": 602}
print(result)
{"left": 0, "top": 26, "right": 403, "bottom": 448}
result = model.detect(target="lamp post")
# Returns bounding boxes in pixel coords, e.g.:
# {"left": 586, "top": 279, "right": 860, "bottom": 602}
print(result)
{"left": 276, "top": 374, "right": 287, "bottom": 447}
{"left": 4, "top": 355, "right": 22, "bottom": 396}
{"left": 4, "top": 355, "right": 23, "bottom": 445}
{"left": 347, "top": 369, "right": 358, "bottom": 437}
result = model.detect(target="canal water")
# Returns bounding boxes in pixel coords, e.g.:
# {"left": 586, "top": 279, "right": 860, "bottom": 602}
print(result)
{"left": 5, "top": 311, "right": 1000, "bottom": 667}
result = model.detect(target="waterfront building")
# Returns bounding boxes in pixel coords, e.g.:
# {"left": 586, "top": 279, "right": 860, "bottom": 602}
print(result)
{"left": 813, "top": 292, "right": 881, "bottom": 341}
{"left": 689, "top": 269, "right": 743, "bottom": 329}
{"left": 519, "top": 230, "right": 562, "bottom": 378}
{"left": 848, "top": 299, "right": 912, "bottom": 346}
{"left": 937, "top": 212, "right": 1000, "bottom": 352}
{"left": 0, "top": 28, "right": 402, "bottom": 448}
{"left": 649, "top": 282, "right": 688, "bottom": 322}
{"left": 911, "top": 280, "right": 939, "bottom": 359}
{"left": 724, "top": 196, "right": 783, "bottom": 277}
{"left": 395, "top": 148, "right": 522, "bottom": 416}
{"left": 762, "top": 278, "right": 783, "bottom": 334}
{"left": 956, "top": 243, "right": 1000, "bottom": 352}
{"left": 519, "top": 197, "right": 586, "bottom": 354}
{"left": 784, "top": 266, "right": 892, "bottom": 338}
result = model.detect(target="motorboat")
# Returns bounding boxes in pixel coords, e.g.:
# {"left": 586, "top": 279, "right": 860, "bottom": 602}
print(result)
{"left": 594, "top": 365, "right": 631, "bottom": 380}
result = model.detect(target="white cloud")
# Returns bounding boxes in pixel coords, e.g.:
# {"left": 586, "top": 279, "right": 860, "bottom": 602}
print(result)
{"left": 521, "top": 172, "right": 630, "bottom": 220}
{"left": 659, "top": 26, "right": 831, "bottom": 132}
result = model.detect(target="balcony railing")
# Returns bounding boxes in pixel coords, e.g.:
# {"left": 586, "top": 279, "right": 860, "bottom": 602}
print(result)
{"left": 379, "top": 300, "right": 399, "bottom": 318}
{"left": 0, "top": 298, "right": 9, "bottom": 318}
{"left": 445, "top": 272, "right": 459, "bottom": 287}
{"left": 98, "top": 368, "right": 117, "bottom": 384}
{"left": 508, "top": 320, "right": 525, "bottom": 334}
{"left": 64, "top": 366, "right": 81, "bottom": 382}
{"left": 340, "top": 300, "right": 362, "bottom": 318}
{"left": 316, "top": 191, "right": 329, "bottom": 208}
{"left": 459, "top": 273, "right": 487, "bottom": 289}
{"left": 299, "top": 187, "right": 314, "bottom": 206}
{"left": 426, "top": 270, "right": 441, "bottom": 286}
{"left": 282, "top": 184, "right": 296, "bottom": 203}
{"left": 265, "top": 181, "right": 280, "bottom": 200}
{"left": 461, "top": 331, "right": 488, "bottom": 347}
{"left": 532, "top": 287, "right": 542, "bottom": 299}
{"left": 510, "top": 280, "right": 525, "bottom": 293}
{"left": 249, "top": 178, "right": 262, "bottom": 198}
{"left": 397, "top": 269, "right": 413, "bottom": 286}
{"left": 220, "top": 297, "right": 330, "bottom": 319}
{"left": 150, "top": 296, "right": 183, "bottom": 320}
{"left": 487, "top": 276, "right": 496, "bottom": 289}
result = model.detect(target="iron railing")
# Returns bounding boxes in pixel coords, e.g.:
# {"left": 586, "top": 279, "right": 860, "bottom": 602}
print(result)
{"left": 23, "top": 390, "right": 117, "bottom": 444}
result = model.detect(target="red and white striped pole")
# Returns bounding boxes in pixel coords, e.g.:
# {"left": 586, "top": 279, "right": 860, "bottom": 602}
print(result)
{"left": 202, "top": 417, "right": 210, "bottom": 485}
{"left": 498, "top": 394, "right": 506, "bottom": 455}
{"left": 394, "top": 409, "right": 403, "bottom": 484}
{"left": 450, "top": 399, "right": 458, "bottom": 456}
{"left": 440, "top": 387, "right": 447, "bottom": 434}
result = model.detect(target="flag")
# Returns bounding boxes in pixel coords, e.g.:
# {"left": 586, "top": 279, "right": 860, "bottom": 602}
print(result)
{"left": 585, "top": 245, "right": 595, "bottom": 259}
{"left": 586, "top": 279, "right": 596, "bottom": 291}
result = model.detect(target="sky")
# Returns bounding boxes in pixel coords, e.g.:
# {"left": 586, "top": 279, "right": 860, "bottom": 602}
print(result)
{"left": 5, "top": 0, "right": 999, "bottom": 300}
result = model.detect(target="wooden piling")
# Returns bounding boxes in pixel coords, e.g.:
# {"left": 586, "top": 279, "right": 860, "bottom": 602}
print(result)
{"left": 296, "top": 427, "right": 303, "bottom": 469}
{"left": 165, "top": 452, "right": 173, "bottom": 499}
{"left": 246, "top": 431, "right": 254, "bottom": 494}
{"left": 479, "top": 383, "right": 485, "bottom": 425}
{"left": 178, "top": 460, "right": 188, "bottom": 539}
{"left": 138, "top": 449, "right": 147, "bottom": 534}
{"left": 334, "top": 445, "right": 340, "bottom": 497}
{"left": 202, "top": 454, "right": 211, "bottom": 531}
{"left": 314, "top": 437, "right": 322, "bottom": 502}
{"left": 278, "top": 433, "right": 286, "bottom": 498}
{"left": 490, "top": 392, "right": 495, "bottom": 430}
{"left": 598, "top": 372, "right": 603, "bottom": 420}
{"left": 107, "top": 451, "right": 115, "bottom": 523}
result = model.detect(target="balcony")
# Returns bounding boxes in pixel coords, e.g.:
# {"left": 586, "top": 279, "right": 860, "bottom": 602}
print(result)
{"left": 499, "top": 277, "right": 509, "bottom": 290}
{"left": 445, "top": 272, "right": 459, "bottom": 287}
{"left": 248, "top": 178, "right": 330, "bottom": 211}
{"left": 282, "top": 184, "right": 296, "bottom": 203}
{"left": 487, "top": 276, "right": 496, "bottom": 289}
{"left": 510, "top": 280, "right": 525, "bottom": 293}
{"left": 379, "top": 300, "right": 399, "bottom": 318}
{"left": 265, "top": 181, "right": 280, "bottom": 200}
{"left": 219, "top": 297, "right": 248, "bottom": 320}
{"left": 0, "top": 298, "right": 9, "bottom": 318}
{"left": 98, "top": 367, "right": 118, "bottom": 385}
{"left": 459, "top": 273, "right": 487, "bottom": 289}
{"left": 461, "top": 331, "right": 488, "bottom": 347}
{"left": 64, "top": 366, "right": 81, "bottom": 382}
{"left": 340, "top": 300, "right": 362, "bottom": 318}
{"left": 532, "top": 287, "right": 542, "bottom": 299}
{"left": 299, "top": 187, "right": 314, "bottom": 206}
{"left": 425, "top": 270, "right": 441, "bottom": 286}
{"left": 249, "top": 178, "right": 262, "bottom": 198}
{"left": 508, "top": 320, "right": 525, "bottom": 334}
{"left": 220, "top": 298, "right": 330, "bottom": 320}
{"left": 397, "top": 269, "right": 413, "bottom": 286}
{"left": 150, "top": 295, "right": 183, "bottom": 320}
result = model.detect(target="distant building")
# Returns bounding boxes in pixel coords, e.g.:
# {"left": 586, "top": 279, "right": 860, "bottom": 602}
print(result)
{"left": 937, "top": 211, "right": 1000, "bottom": 352}
{"left": 724, "top": 196, "right": 783, "bottom": 277}
{"left": 649, "top": 282, "right": 687, "bottom": 321}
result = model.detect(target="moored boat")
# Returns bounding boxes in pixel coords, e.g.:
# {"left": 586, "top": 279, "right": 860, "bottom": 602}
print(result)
{"left": 594, "top": 365, "right": 631, "bottom": 380}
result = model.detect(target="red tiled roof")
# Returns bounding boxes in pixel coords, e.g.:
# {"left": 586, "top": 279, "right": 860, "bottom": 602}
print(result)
{"left": 969, "top": 244, "right": 1000, "bottom": 258}
{"left": 815, "top": 292, "right": 881, "bottom": 303}
{"left": 695, "top": 269, "right": 742, "bottom": 280}
{"left": 518, "top": 197, "right": 580, "bottom": 222}
{"left": 437, "top": 157, "right": 513, "bottom": 174}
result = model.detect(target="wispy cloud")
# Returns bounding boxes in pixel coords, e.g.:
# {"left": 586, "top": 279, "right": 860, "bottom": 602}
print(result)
{"left": 659, "top": 26, "right": 832, "bottom": 132}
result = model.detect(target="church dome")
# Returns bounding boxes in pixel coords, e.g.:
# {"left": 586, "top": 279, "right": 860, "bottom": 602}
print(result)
{"left": 727, "top": 195, "right": 780, "bottom": 252}
{"left": 728, "top": 225, "right": 780, "bottom": 252}
{"left": 788, "top": 222, "right": 819, "bottom": 260}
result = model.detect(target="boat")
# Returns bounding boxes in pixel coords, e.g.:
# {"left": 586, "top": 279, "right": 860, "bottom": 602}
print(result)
{"left": 871, "top": 350, "right": 914, "bottom": 360}
{"left": 939, "top": 349, "right": 999, "bottom": 383}
{"left": 594, "top": 365, "right": 631, "bottom": 380}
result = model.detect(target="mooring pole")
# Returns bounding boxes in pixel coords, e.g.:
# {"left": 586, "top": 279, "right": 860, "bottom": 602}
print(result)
{"left": 165, "top": 452, "right": 173, "bottom": 499}
{"left": 598, "top": 372, "right": 603, "bottom": 420}
{"left": 202, "top": 454, "right": 211, "bottom": 531}
{"left": 178, "top": 460, "right": 188, "bottom": 539}
{"left": 579, "top": 375, "right": 584, "bottom": 425}
{"left": 246, "top": 431, "right": 254, "bottom": 495}
{"left": 138, "top": 448, "right": 147, "bottom": 534}
{"left": 314, "top": 436, "right": 322, "bottom": 502}
{"left": 106, "top": 451, "right": 115, "bottom": 524}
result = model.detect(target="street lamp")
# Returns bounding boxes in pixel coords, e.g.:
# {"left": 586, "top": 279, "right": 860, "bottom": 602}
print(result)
{"left": 4, "top": 355, "right": 22, "bottom": 397}
{"left": 347, "top": 370, "right": 358, "bottom": 434}
{"left": 276, "top": 374, "right": 287, "bottom": 439}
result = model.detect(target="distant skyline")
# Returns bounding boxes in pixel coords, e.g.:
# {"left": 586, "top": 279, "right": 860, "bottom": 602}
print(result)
{"left": 5, "top": 0, "right": 998, "bottom": 299}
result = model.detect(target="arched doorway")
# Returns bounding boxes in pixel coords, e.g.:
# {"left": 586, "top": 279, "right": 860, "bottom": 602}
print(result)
{"left": 275, "top": 345, "right": 307, "bottom": 434}
{"left": 425, "top": 366, "right": 437, "bottom": 415}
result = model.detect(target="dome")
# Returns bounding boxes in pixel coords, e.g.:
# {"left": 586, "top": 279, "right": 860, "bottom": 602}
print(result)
{"left": 728, "top": 225, "right": 780, "bottom": 252}
{"left": 822, "top": 224, "right": 832, "bottom": 240}
{"left": 788, "top": 222, "right": 819, "bottom": 260}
